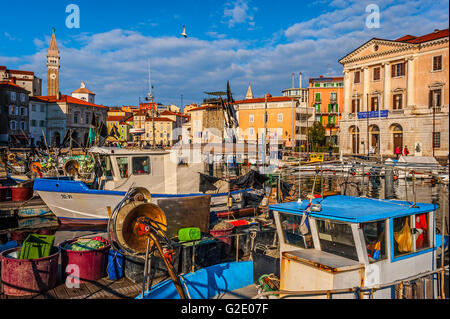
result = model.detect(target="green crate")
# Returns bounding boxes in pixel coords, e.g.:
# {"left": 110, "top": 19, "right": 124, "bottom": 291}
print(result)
{"left": 19, "top": 234, "right": 55, "bottom": 260}
{"left": 178, "top": 227, "right": 201, "bottom": 242}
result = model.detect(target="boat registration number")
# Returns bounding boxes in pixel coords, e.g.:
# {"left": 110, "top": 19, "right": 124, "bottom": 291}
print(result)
{"left": 60, "top": 194, "right": 73, "bottom": 200}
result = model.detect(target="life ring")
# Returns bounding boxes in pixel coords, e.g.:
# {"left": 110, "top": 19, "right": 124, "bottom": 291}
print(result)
{"left": 30, "top": 162, "right": 43, "bottom": 178}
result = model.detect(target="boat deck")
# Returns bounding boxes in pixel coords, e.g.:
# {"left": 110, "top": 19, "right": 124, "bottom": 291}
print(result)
{"left": 213, "top": 284, "right": 259, "bottom": 299}
{"left": 0, "top": 276, "right": 144, "bottom": 299}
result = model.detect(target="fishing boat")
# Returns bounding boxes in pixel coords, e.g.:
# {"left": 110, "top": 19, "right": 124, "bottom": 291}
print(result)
{"left": 384, "top": 156, "right": 448, "bottom": 179}
{"left": 33, "top": 147, "right": 249, "bottom": 224}
{"left": 139, "top": 195, "right": 446, "bottom": 299}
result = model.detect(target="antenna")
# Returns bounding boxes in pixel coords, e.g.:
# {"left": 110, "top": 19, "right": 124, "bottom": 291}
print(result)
{"left": 147, "top": 58, "right": 153, "bottom": 100}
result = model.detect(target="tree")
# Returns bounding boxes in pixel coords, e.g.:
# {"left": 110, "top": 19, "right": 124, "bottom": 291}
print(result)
{"left": 308, "top": 121, "right": 326, "bottom": 149}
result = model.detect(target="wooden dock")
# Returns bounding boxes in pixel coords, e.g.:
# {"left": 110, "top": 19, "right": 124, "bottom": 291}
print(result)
{"left": 0, "top": 276, "right": 149, "bottom": 299}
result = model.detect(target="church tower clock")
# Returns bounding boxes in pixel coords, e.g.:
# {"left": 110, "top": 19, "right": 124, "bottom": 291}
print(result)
{"left": 47, "top": 28, "right": 60, "bottom": 96}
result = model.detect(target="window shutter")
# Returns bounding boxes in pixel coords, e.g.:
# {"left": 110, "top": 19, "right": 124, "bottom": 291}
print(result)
{"left": 352, "top": 100, "right": 355, "bottom": 113}
{"left": 391, "top": 65, "right": 395, "bottom": 77}
{"left": 429, "top": 90, "right": 433, "bottom": 108}
{"left": 403, "top": 62, "right": 407, "bottom": 76}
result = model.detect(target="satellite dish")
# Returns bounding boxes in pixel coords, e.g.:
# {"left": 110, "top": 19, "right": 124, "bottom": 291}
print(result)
{"left": 180, "top": 25, "right": 187, "bottom": 38}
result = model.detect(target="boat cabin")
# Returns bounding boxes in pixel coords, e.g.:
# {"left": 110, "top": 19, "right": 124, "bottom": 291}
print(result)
{"left": 269, "top": 195, "right": 439, "bottom": 299}
{"left": 89, "top": 147, "right": 203, "bottom": 194}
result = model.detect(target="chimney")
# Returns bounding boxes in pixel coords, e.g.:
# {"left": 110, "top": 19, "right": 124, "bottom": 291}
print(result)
{"left": 299, "top": 72, "right": 302, "bottom": 89}
{"left": 292, "top": 72, "right": 295, "bottom": 88}
{"left": 434, "top": 29, "right": 439, "bottom": 33}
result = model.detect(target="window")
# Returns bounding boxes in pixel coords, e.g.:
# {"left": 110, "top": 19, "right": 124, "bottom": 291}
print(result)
{"left": 354, "top": 71, "right": 360, "bottom": 84}
{"left": 10, "top": 92, "right": 16, "bottom": 101}
{"left": 9, "top": 105, "right": 14, "bottom": 115}
{"left": 393, "top": 94, "right": 403, "bottom": 110}
{"left": 20, "top": 107, "right": 27, "bottom": 116}
{"left": 85, "top": 113, "right": 90, "bottom": 124}
{"left": 393, "top": 213, "right": 430, "bottom": 258}
{"left": 249, "top": 114, "right": 254, "bottom": 123}
{"left": 433, "top": 132, "right": 441, "bottom": 149}
{"left": 351, "top": 98, "right": 361, "bottom": 113}
{"left": 362, "top": 220, "right": 386, "bottom": 262}
{"left": 9, "top": 120, "right": 17, "bottom": 130}
{"left": 370, "top": 96, "right": 379, "bottom": 111}
{"left": 20, "top": 93, "right": 26, "bottom": 102}
{"left": 39, "top": 120, "right": 45, "bottom": 127}
{"left": 40, "top": 104, "right": 45, "bottom": 112}
{"left": 316, "top": 219, "right": 359, "bottom": 261}
{"left": 330, "top": 92, "right": 337, "bottom": 101}
{"left": 116, "top": 157, "right": 129, "bottom": 178}
{"left": 429, "top": 89, "right": 442, "bottom": 108}
{"left": 31, "top": 104, "right": 36, "bottom": 112}
{"left": 433, "top": 55, "right": 442, "bottom": 71}
{"left": 132, "top": 156, "right": 150, "bottom": 175}
{"left": 373, "top": 67, "right": 381, "bottom": 81}
{"left": 101, "top": 156, "right": 114, "bottom": 178}
{"left": 249, "top": 127, "right": 254, "bottom": 136}
{"left": 277, "top": 113, "right": 283, "bottom": 122}
{"left": 73, "top": 112, "right": 79, "bottom": 124}
{"left": 31, "top": 120, "right": 37, "bottom": 127}
{"left": 20, "top": 121, "right": 26, "bottom": 130}
{"left": 391, "top": 62, "right": 405, "bottom": 77}
{"left": 279, "top": 213, "right": 313, "bottom": 249}
{"left": 315, "top": 93, "right": 321, "bottom": 102}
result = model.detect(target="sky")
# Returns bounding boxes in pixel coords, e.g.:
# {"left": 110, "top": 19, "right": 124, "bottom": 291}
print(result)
{"left": 0, "top": 0, "right": 449, "bottom": 107}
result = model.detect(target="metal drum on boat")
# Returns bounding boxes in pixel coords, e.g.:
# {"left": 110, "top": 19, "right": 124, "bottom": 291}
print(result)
{"left": 59, "top": 239, "right": 111, "bottom": 284}
{"left": 0, "top": 246, "right": 60, "bottom": 296}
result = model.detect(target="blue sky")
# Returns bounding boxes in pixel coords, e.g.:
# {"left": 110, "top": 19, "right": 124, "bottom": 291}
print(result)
{"left": 1, "top": 0, "right": 449, "bottom": 107}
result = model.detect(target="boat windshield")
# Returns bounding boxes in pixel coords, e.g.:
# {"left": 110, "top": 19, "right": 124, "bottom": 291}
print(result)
{"left": 316, "top": 219, "right": 359, "bottom": 261}
{"left": 100, "top": 155, "right": 114, "bottom": 178}
{"left": 361, "top": 220, "right": 386, "bottom": 263}
{"left": 279, "top": 213, "right": 313, "bottom": 249}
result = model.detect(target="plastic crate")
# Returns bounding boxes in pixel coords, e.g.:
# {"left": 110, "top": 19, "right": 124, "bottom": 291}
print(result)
{"left": 19, "top": 234, "right": 55, "bottom": 260}
{"left": 178, "top": 227, "right": 201, "bottom": 242}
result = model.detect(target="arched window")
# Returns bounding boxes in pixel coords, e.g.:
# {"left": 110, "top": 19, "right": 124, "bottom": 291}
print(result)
{"left": 349, "top": 126, "right": 360, "bottom": 154}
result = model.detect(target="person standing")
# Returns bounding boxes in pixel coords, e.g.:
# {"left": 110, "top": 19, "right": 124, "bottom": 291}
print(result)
{"left": 403, "top": 145, "right": 410, "bottom": 156}
{"left": 328, "top": 144, "right": 333, "bottom": 160}
{"left": 395, "top": 146, "right": 401, "bottom": 159}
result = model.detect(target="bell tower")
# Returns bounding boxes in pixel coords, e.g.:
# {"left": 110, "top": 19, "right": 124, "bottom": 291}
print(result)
{"left": 47, "top": 28, "right": 60, "bottom": 96}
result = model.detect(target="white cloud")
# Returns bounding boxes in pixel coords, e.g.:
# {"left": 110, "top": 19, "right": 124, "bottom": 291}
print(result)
{"left": 223, "top": 0, "right": 257, "bottom": 28}
{"left": 8, "top": 0, "right": 449, "bottom": 107}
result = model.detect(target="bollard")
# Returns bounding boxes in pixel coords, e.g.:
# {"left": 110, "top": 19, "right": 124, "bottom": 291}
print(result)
{"left": 384, "top": 166, "right": 394, "bottom": 199}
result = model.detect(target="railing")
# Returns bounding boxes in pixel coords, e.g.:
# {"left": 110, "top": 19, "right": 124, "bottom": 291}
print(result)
{"left": 252, "top": 265, "right": 449, "bottom": 299}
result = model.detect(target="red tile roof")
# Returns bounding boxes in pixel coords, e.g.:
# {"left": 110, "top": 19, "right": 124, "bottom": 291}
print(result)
{"left": 396, "top": 29, "right": 449, "bottom": 44}
{"left": 106, "top": 116, "right": 126, "bottom": 122}
{"left": 32, "top": 94, "right": 108, "bottom": 109}
{"left": 0, "top": 80, "right": 30, "bottom": 93}
{"left": 234, "top": 96, "right": 295, "bottom": 104}
{"left": 72, "top": 87, "right": 96, "bottom": 95}
{"left": 160, "top": 110, "right": 190, "bottom": 118}
{"left": 187, "top": 105, "right": 221, "bottom": 112}
{"left": 145, "top": 117, "right": 175, "bottom": 122}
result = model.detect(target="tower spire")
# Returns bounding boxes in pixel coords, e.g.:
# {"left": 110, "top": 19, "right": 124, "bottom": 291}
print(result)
{"left": 245, "top": 83, "right": 254, "bottom": 100}
{"left": 47, "top": 28, "right": 60, "bottom": 96}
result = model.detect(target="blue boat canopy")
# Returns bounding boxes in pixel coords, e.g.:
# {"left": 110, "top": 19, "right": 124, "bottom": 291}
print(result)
{"left": 269, "top": 195, "right": 438, "bottom": 223}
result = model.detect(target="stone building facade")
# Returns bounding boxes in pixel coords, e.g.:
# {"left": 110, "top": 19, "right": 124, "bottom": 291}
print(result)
{"left": 0, "top": 79, "right": 30, "bottom": 146}
{"left": 0, "top": 66, "right": 42, "bottom": 96}
{"left": 339, "top": 29, "right": 449, "bottom": 158}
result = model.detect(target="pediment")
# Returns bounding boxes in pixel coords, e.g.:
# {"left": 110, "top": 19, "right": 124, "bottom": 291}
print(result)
{"left": 339, "top": 38, "right": 415, "bottom": 64}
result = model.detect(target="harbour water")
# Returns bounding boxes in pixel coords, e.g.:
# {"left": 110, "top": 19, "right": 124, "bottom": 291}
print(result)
{"left": 4, "top": 170, "right": 448, "bottom": 245}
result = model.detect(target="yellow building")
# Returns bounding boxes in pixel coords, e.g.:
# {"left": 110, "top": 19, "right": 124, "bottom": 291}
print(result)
{"left": 235, "top": 94, "right": 299, "bottom": 147}
{"left": 339, "top": 28, "right": 449, "bottom": 157}
{"left": 144, "top": 117, "right": 175, "bottom": 146}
